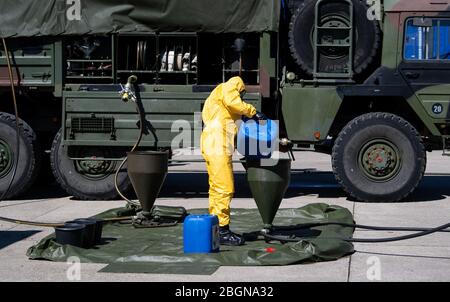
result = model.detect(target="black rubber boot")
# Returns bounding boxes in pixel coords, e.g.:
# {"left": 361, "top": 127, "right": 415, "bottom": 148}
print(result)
{"left": 219, "top": 225, "right": 245, "bottom": 246}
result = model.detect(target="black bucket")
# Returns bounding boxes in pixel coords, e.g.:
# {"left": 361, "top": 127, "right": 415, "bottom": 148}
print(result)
{"left": 67, "top": 219, "right": 96, "bottom": 248}
{"left": 75, "top": 218, "right": 103, "bottom": 245}
{"left": 55, "top": 223, "right": 85, "bottom": 247}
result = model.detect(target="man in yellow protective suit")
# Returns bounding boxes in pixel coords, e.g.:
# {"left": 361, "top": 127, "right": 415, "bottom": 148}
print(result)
{"left": 201, "top": 76, "right": 266, "bottom": 246}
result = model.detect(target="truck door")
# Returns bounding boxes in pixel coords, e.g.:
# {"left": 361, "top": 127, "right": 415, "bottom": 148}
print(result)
{"left": 399, "top": 17, "right": 450, "bottom": 119}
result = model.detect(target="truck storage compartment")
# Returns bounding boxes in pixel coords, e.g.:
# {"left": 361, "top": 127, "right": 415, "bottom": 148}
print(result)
{"left": 61, "top": 33, "right": 261, "bottom": 87}
{"left": 117, "top": 33, "right": 198, "bottom": 85}
{"left": 64, "top": 36, "right": 113, "bottom": 83}
{"left": 116, "top": 33, "right": 260, "bottom": 86}
{"left": 0, "top": 38, "right": 54, "bottom": 87}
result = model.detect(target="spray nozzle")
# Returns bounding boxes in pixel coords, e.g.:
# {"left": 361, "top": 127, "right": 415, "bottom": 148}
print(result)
{"left": 119, "top": 75, "right": 138, "bottom": 103}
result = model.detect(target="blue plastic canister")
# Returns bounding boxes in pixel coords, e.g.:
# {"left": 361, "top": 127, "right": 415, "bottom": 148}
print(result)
{"left": 183, "top": 214, "right": 220, "bottom": 253}
{"left": 237, "top": 118, "right": 279, "bottom": 160}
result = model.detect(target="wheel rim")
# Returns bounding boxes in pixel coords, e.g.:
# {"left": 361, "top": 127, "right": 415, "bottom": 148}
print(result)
{"left": 0, "top": 139, "right": 13, "bottom": 178}
{"left": 358, "top": 139, "right": 402, "bottom": 182}
{"left": 74, "top": 148, "right": 116, "bottom": 180}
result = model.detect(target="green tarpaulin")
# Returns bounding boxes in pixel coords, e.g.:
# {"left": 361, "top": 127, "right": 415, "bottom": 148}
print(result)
{"left": 27, "top": 203, "right": 355, "bottom": 275}
{"left": 0, "top": 0, "right": 280, "bottom": 38}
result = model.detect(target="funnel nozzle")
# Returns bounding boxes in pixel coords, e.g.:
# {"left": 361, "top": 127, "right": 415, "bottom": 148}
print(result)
{"left": 245, "top": 159, "right": 291, "bottom": 228}
{"left": 127, "top": 151, "right": 169, "bottom": 214}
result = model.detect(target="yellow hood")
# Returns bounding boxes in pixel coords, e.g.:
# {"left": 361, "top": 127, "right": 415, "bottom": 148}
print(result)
{"left": 223, "top": 76, "right": 246, "bottom": 94}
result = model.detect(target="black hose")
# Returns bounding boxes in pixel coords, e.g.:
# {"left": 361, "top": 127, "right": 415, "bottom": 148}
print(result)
{"left": 348, "top": 221, "right": 450, "bottom": 243}
{"left": 264, "top": 221, "right": 450, "bottom": 243}
{"left": 273, "top": 222, "right": 450, "bottom": 233}
{"left": 114, "top": 76, "right": 144, "bottom": 208}
{"left": 113, "top": 112, "right": 143, "bottom": 208}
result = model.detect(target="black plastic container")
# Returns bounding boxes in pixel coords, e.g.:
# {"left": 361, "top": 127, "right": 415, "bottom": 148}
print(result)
{"left": 55, "top": 223, "right": 85, "bottom": 247}
{"left": 67, "top": 219, "right": 96, "bottom": 248}
{"left": 75, "top": 218, "right": 103, "bottom": 245}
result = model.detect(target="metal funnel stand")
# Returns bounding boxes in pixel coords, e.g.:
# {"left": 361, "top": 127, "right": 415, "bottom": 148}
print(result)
{"left": 245, "top": 158, "right": 291, "bottom": 234}
{"left": 127, "top": 151, "right": 172, "bottom": 228}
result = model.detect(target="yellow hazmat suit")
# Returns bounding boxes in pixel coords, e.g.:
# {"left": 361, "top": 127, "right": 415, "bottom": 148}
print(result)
{"left": 201, "top": 76, "right": 257, "bottom": 226}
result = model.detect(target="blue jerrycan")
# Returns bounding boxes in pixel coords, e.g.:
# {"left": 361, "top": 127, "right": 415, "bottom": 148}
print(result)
{"left": 237, "top": 118, "right": 279, "bottom": 160}
{"left": 183, "top": 214, "right": 220, "bottom": 253}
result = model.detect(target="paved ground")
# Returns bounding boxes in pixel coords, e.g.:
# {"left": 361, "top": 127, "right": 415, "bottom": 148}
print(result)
{"left": 1, "top": 151, "right": 450, "bottom": 282}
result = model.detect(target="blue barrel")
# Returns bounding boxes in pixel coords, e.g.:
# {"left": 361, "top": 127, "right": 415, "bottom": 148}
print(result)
{"left": 237, "top": 118, "right": 279, "bottom": 160}
{"left": 183, "top": 214, "right": 220, "bottom": 254}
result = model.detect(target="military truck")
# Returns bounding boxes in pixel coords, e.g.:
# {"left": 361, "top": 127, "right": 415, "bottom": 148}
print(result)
{"left": 0, "top": 0, "right": 448, "bottom": 202}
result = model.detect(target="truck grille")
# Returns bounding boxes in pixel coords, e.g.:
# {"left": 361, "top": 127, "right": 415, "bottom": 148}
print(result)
{"left": 71, "top": 117, "right": 114, "bottom": 133}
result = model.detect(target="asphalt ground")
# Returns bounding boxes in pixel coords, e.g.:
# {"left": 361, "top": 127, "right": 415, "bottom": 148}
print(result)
{"left": 1, "top": 151, "right": 450, "bottom": 282}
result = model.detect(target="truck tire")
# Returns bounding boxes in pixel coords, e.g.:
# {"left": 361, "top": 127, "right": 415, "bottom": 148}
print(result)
{"left": 50, "top": 129, "right": 131, "bottom": 200}
{"left": 289, "top": 0, "right": 380, "bottom": 76}
{"left": 332, "top": 113, "right": 426, "bottom": 202}
{"left": 0, "top": 112, "right": 41, "bottom": 199}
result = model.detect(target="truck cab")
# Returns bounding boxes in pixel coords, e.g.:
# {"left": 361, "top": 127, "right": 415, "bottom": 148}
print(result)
{"left": 281, "top": 0, "right": 450, "bottom": 201}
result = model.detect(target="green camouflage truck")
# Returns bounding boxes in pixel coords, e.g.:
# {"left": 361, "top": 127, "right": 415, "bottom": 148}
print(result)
{"left": 0, "top": 0, "right": 448, "bottom": 202}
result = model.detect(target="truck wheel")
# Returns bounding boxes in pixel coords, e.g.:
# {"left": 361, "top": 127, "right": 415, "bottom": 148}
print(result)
{"left": 0, "top": 113, "right": 41, "bottom": 199}
{"left": 289, "top": 0, "right": 380, "bottom": 76}
{"left": 50, "top": 129, "right": 131, "bottom": 200}
{"left": 332, "top": 113, "right": 426, "bottom": 202}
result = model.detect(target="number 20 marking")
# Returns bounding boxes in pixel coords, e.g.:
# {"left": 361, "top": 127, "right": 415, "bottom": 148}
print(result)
{"left": 432, "top": 104, "right": 443, "bottom": 115}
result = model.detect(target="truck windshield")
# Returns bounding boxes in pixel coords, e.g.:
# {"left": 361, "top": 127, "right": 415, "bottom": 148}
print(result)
{"left": 404, "top": 18, "right": 450, "bottom": 61}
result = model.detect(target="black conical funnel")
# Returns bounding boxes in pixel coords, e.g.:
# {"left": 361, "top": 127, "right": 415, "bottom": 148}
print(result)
{"left": 245, "top": 159, "right": 291, "bottom": 229}
{"left": 127, "top": 151, "right": 169, "bottom": 216}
